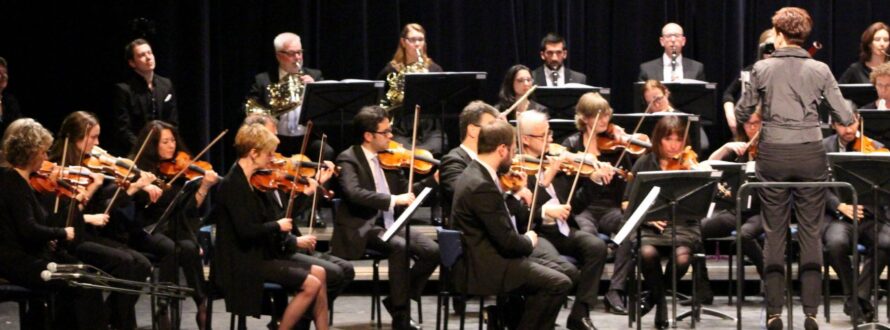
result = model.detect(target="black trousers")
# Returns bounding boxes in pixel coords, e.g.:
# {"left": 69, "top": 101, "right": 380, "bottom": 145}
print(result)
{"left": 74, "top": 237, "right": 152, "bottom": 329}
{"left": 539, "top": 226, "right": 607, "bottom": 315}
{"left": 504, "top": 259, "right": 572, "bottom": 330}
{"left": 756, "top": 141, "right": 827, "bottom": 316}
{"left": 289, "top": 250, "right": 355, "bottom": 302}
{"left": 366, "top": 226, "right": 439, "bottom": 312}
{"left": 823, "top": 215, "right": 890, "bottom": 300}
{"left": 701, "top": 209, "right": 765, "bottom": 276}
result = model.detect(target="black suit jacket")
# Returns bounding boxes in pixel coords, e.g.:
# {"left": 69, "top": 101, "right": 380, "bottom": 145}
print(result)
{"left": 531, "top": 65, "right": 587, "bottom": 86}
{"left": 0, "top": 91, "right": 23, "bottom": 138}
{"left": 332, "top": 145, "right": 437, "bottom": 260}
{"left": 452, "top": 160, "right": 534, "bottom": 295}
{"left": 440, "top": 146, "right": 472, "bottom": 220}
{"left": 821, "top": 134, "right": 887, "bottom": 219}
{"left": 112, "top": 72, "right": 178, "bottom": 154}
{"left": 638, "top": 57, "right": 706, "bottom": 81}
{"left": 246, "top": 67, "right": 324, "bottom": 109}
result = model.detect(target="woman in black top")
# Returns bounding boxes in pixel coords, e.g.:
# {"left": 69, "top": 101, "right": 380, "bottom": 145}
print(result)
{"left": 839, "top": 22, "right": 889, "bottom": 84}
{"left": 0, "top": 118, "right": 107, "bottom": 329}
{"left": 130, "top": 120, "right": 218, "bottom": 328}
{"left": 736, "top": 8, "right": 854, "bottom": 329}
{"left": 213, "top": 123, "right": 329, "bottom": 330}
{"left": 496, "top": 64, "right": 546, "bottom": 118}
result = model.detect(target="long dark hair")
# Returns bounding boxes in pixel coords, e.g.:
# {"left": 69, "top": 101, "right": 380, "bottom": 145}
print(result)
{"left": 498, "top": 64, "right": 531, "bottom": 107}
{"left": 48, "top": 111, "right": 100, "bottom": 165}
{"left": 131, "top": 120, "right": 189, "bottom": 173}
{"left": 650, "top": 115, "right": 687, "bottom": 159}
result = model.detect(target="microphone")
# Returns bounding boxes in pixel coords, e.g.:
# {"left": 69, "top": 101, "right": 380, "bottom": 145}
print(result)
{"left": 47, "top": 262, "right": 88, "bottom": 273}
{"left": 40, "top": 270, "right": 82, "bottom": 282}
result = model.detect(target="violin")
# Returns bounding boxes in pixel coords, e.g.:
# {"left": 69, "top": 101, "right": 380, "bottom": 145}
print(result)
{"left": 853, "top": 134, "right": 890, "bottom": 153}
{"left": 159, "top": 151, "right": 213, "bottom": 180}
{"left": 378, "top": 140, "right": 440, "bottom": 174}
{"left": 250, "top": 168, "right": 335, "bottom": 200}
{"left": 510, "top": 152, "right": 632, "bottom": 180}
{"left": 29, "top": 161, "right": 95, "bottom": 200}
{"left": 663, "top": 146, "right": 700, "bottom": 171}
{"left": 498, "top": 170, "right": 526, "bottom": 193}
{"left": 596, "top": 124, "right": 651, "bottom": 155}
{"left": 271, "top": 153, "right": 341, "bottom": 177}
{"left": 86, "top": 146, "right": 170, "bottom": 190}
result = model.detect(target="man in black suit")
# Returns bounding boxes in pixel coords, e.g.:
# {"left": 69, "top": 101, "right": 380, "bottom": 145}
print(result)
{"left": 332, "top": 105, "right": 439, "bottom": 330}
{"left": 821, "top": 110, "right": 890, "bottom": 321}
{"left": 112, "top": 38, "right": 178, "bottom": 155}
{"left": 532, "top": 33, "right": 587, "bottom": 87}
{"left": 638, "top": 23, "right": 706, "bottom": 82}
{"left": 246, "top": 32, "right": 332, "bottom": 160}
{"left": 517, "top": 110, "right": 609, "bottom": 330}
{"left": 452, "top": 119, "right": 571, "bottom": 330}
{"left": 440, "top": 101, "right": 500, "bottom": 225}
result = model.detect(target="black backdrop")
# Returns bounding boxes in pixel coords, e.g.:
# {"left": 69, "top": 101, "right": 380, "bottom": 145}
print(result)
{"left": 1, "top": 0, "right": 888, "bottom": 168}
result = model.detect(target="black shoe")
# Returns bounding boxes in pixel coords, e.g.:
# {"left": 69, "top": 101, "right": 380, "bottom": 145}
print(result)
{"left": 766, "top": 314, "right": 783, "bottom": 330}
{"left": 566, "top": 316, "right": 597, "bottom": 330}
{"left": 804, "top": 314, "right": 818, "bottom": 330}
{"left": 654, "top": 299, "right": 668, "bottom": 329}
{"left": 452, "top": 296, "right": 467, "bottom": 315}
{"left": 604, "top": 290, "right": 628, "bottom": 315}
{"left": 383, "top": 297, "right": 420, "bottom": 330}
{"left": 845, "top": 297, "right": 875, "bottom": 322}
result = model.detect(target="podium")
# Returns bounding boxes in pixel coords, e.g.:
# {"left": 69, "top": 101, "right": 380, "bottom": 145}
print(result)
{"left": 632, "top": 81, "right": 718, "bottom": 125}
{"left": 401, "top": 72, "right": 486, "bottom": 152}
{"left": 610, "top": 113, "right": 703, "bottom": 154}
{"left": 530, "top": 84, "right": 611, "bottom": 120}
{"left": 302, "top": 80, "right": 384, "bottom": 150}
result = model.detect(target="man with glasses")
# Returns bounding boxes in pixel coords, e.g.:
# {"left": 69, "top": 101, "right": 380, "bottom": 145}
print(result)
{"left": 532, "top": 33, "right": 587, "bottom": 87}
{"left": 332, "top": 105, "right": 439, "bottom": 330}
{"left": 638, "top": 23, "right": 706, "bottom": 82}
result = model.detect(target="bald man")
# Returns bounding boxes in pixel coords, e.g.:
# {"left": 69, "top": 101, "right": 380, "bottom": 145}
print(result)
{"left": 638, "top": 23, "right": 706, "bottom": 82}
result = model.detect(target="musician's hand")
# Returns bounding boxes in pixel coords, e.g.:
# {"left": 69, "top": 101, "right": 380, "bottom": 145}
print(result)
{"left": 591, "top": 162, "right": 615, "bottom": 185}
{"left": 84, "top": 214, "right": 109, "bottom": 227}
{"left": 201, "top": 170, "right": 220, "bottom": 188}
{"left": 838, "top": 203, "right": 865, "bottom": 221}
{"left": 296, "top": 235, "right": 317, "bottom": 251}
{"left": 525, "top": 230, "right": 539, "bottom": 247}
{"left": 723, "top": 142, "right": 748, "bottom": 156}
{"left": 621, "top": 201, "right": 629, "bottom": 211}
{"left": 515, "top": 187, "right": 533, "bottom": 206}
{"left": 433, "top": 170, "right": 440, "bottom": 184}
{"left": 64, "top": 227, "right": 75, "bottom": 241}
{"left": 650, "top": 220, "right": 668, "bottom": 233}
{"left": 277, "top": 218, "right": 293, "bottom": 232}
{"left": 143, "top": 184, "right": 163, "bottom": 203}
{"left": 394, "top": 193, "right": 416, "bottom": 206}
{"left": 302, "top": 178, "right": 319, "bottom": 196}
{"left": 318, "top": 161, "right": 335, "bottom": 184}
{"left": 543, "top": 204, "right": 571, "bottom": 221}
{"left": 300, "top": 74, "right": 315, "bottom": 83}
{"left": 89, "top": 171, "right": 105, "bottom": 188}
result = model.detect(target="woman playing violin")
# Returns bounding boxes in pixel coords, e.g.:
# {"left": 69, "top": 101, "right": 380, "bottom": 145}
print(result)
{"left": 130, "top": 120, "right": 218, "bottom": 328}
{"left": 0, "top": 118, "right": 107, "bottom": 329}
{"left": 46, "top": 111, "right": 156, "bottom": 329}
{"left": 214, "top": 123, "right": 330, "bottom": 330}
{"left": 708, "top": 110, "right": 762, "bottom": 162}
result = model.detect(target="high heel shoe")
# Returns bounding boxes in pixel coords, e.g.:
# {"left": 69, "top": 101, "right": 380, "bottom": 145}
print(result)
{"left": 766, "top": 314, "right": 783, "bottom": 330}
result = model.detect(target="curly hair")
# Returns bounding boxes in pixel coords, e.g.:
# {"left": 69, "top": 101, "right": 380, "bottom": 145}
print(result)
{"left": 772, "top": 7, "right": 812, "bottom": 46}
{"left": 2, "top": 118, "right": 53, "bottom": 167}
{"left": 869, "top": 61, "right": 890, "bottom": 85}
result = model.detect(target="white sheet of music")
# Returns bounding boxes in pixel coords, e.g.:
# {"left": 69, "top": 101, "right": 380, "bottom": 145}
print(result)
{"left": 613, "top": 186, "right": 661, "bottom": 246}
{"left": 381, "top": 187, "right": 433, "bottom": 242}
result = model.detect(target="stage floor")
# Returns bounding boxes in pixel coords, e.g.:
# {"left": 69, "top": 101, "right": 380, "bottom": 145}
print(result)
{"left": 0, "top": 293, "right": 885, "bottom": 329}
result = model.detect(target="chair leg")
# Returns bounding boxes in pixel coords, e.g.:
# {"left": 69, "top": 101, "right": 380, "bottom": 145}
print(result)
{"left": 329, "top": 298, "right": 334, "bottom": 326}
{"left": 823, "top": 252, "right": 830, "bottom": 323}
{"left": 477, "top": 296, "right": 483, "bottom": 330}
{"left": 727, "top": 244, "right": 734, "bottom": 305}
{"left": 373, "top": 259, "right": 382, "bottom": 329}
{"left": 228, "top": 313, "right": 234, "bottom": 330}
{"left": 417, "top": 298, "right": 423, "bottom": 324}
{"left": 206, "top": 297, "right": 214, "bottom": 330}
{"left": 17, "top": 300, "right": 26, "bottom": 329}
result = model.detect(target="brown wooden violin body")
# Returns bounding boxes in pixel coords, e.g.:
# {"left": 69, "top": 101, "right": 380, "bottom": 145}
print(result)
{"left": 159, "top": 151, "right": 213, "bottom": 180}
{"left": 597, "top": 124, "right": 651, "bottom": 155}
{"left": 378, "top": 141, "right": 440, "bottom": 174}
{"left": 663, "top": 146, "right": 700, "bottom": 171}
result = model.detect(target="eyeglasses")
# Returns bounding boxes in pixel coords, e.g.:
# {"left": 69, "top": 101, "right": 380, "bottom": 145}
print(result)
{"left": 662, "top": 33, "right": 684, "bottom": 39}
{"left": 277, "top": 50, "right": 303, "bottom": 57}
{"left": 876, "top": 83, "right": 890, "bottom": 89}
{"left": 403, "top": 37, "right": 425, "bottom": 44}
{"left": 515, "top": 77, "right": 533, "bottom": 83}
{"left": 370, "top": 129, "right": 393, "bottom": 135}
{"left": 543, "top": 50, "right": 565, "bottom": 57}
{"left": 525, "top": 133, "right": 547, "bottom": 140}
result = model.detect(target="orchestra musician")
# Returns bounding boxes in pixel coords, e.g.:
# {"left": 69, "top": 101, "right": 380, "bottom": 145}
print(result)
{"left": 735, "top": 7, "right": 855, "bottom": 329}
{"left": 838, "top": 22, "right": 889, "bottom": 85}
{"left": 451, "top": 119, "right": 571, "bottom": 330}
{"left": 332, "top": 105, "right": 439, "bottom": 330}
{"left": 496, "top": 65, "right": 546, "bottom": 117}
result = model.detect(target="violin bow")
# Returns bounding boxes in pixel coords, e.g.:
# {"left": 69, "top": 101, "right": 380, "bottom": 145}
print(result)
{"left": 735, "top": 129, "right": 760, "bottom": 162}
{"left": 500, "top": 85, "right": 537, "bottom": 120}
{"left": 526, "top": 131, "right": 550, "bottom": 233}
{"left": 308, "top": 133, "right": 326, "bottom": 236}
{"left": 285, "top": 121, "right": 313, "bottom": 220}
{"left": 615, "top": 96, "right": 659, "bottom": 169}
{"left": 407, "top": 105, "right": 420, "bottom": 190}
{"left": 567, "top": 112, "right": 600, "bottom": 204}
{"left": 64, "top": 124, "right": 95, "bottom": 227}
{"left": 163, "top": 129, "right": 228, "bottom": 186}
{"left": 104, "top": 127, "right": 156, "bottom": 215}
{"left": 54, "top": 136, "right": 70, "bottom": 214}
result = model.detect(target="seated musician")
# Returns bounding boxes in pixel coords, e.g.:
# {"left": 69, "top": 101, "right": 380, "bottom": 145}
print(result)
{"left": 641, "top": 80, "right": 710, "bottom": 151}
{"left": 517, "top": 110, "right": 609, "bottom": 330}
{"left": 213, "top": 123, "right": 330, "bottom": 330}
{"left": 495, "top": 65, "right": 546, "bottom": 119}
{"left": 625, "top": 115, "right": 710, "bottom": 329}
{"left": 0, "top": 118, "right": 107, "bottom": 329}
{"left": 451, "top": 119, "right": 571, "bottom": 330}
{"left": 46, "top": 111, "right": 153, "bottom": 329}
{"left": 861, "top": 62, "right": 890, "bottom": 110}
{"left": 821, "top": 109, "right": 890, "bottom": 322}
{"left": 332, "top": 105, "right": 439, "bottom": 330}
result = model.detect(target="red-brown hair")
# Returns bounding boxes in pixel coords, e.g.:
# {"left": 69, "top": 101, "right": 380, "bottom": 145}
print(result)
{"left": 772, "top": 7, "right": 812, "bottom": 46}
{"left": 859, "top": 22, "right": 890, "bottom": 63}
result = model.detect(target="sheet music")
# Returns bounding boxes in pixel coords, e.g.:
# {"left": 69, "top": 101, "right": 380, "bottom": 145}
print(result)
{"left": 613, "top": 186, "right": 661, "bottom": 245}
{"left": 381, "top": 187, "right": 433, "bottom": 242}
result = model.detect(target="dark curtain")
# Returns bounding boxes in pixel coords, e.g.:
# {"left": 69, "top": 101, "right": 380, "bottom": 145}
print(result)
{"left": 2, "top": 0, "right": 888, "bottom": 168}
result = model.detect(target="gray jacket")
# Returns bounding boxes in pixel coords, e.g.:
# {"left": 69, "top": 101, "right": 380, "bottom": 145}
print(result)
{"left": 735, "top": 47, "right": 853, "bottom": 144}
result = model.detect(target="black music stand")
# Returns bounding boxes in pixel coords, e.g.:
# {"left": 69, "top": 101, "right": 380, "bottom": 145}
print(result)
{"left": 828, "top": 152, "right": 890, "bottom": 329}
{"left": 402, "top": 72, "right": 486, "bottom": 152}
{"left": 302, "top": 80, "right": 383, "bottom": 150}
{"left": 708, "top": 161, "right": 745, "bottom": 211}
{"left": 859, "top": 110, "right": 890, "bottom": 148}
{"left": 624, "top": 170, "right": 722, "bottom": 328}
{"left": 632, "top": 81, "right": 718, "bottom": 124}
{"left": 531, "top": 85, "right": 610, "bottom": 120}
{"left": 840, "top": 84, "right": 878, "bottom": 109}
{"left": 611, "top": 113, "right": 703, "bottom": 154}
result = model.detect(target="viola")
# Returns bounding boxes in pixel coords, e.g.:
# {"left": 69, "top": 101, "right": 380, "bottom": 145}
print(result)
{"left": 596, "top": 124, "right": 651, "bottom": 155}
{"left": 663, "top": 146, "right": 700, "bottom": 171}
{"left": 159, "top": 151, "right": 213, "bottom": 180}
{"left": 853, "top": 134, "right": 890, "bottom": 153}
{"left": 378, "top": 140, "right": 440, "bottom": 174}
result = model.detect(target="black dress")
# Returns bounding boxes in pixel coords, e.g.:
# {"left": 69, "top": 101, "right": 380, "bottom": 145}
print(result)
{"left": 625, "top": 153, "right": 701, "bottom": 246}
